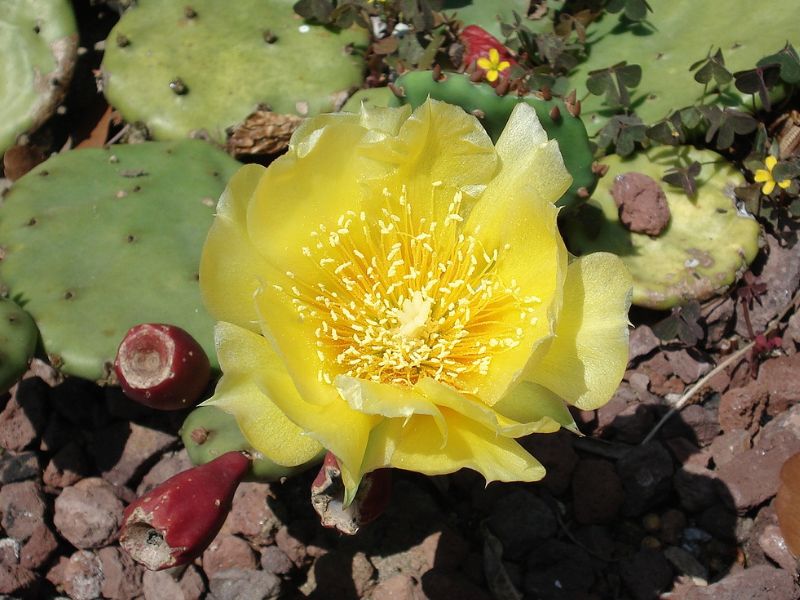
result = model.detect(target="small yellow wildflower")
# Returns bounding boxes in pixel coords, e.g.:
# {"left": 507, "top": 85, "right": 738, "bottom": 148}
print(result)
{"left": 754, "top": 155, "right": 791, "bottom": 195}
{"left": 476, "top": 48, "right": 511, "bottom": 83}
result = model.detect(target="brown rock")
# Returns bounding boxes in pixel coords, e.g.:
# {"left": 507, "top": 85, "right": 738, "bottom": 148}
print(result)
{"left": 39, "top": 412, "right": 77, "bottom": 453}
{"left": 0, "top": 451, "right": 39, "bottom": 484}
{"left": 667, "top": 349, "right": 711, "bottom": 384}
{"left": 0, "top": 480, "right": 47, "bottom": 541}
{"left": 260, "top": 545, "right": 293, "bottom": 576}
{"left": 757, "top": 354, "right": 800, "bottom": 415}
{"left": 142, "top": 565, "right": 205, "bottom": 600}
{"left": 417, "top": 528, "right": 469, "bottom": 572}
{"left": 572, "top": 459, "right": 624, "bottom": 524}
{"left": 136, "top": 449, "right": 193, "bottom": 496}
{"left": 19, "top": 523, "right": 58, "bottom": 569}
{"left": 420, "top": 569, "right": 492, "bottom": 600}
{"left": 369, "top": 574, "right": 423, "bottom": 600}
{"left": 611, "top": 171, "right": 671, "bottom": 236}
{"left": 0, "top": 563, "right": 40, "bottom": 597}
{"left": 62, "top": 550, "right": 104, "bottom": 600}
{"left": 53, "top": 477, "right": 124, "bottom": 549}
{"left": 677, "top": 404, "right": 720, "bottom": 447}
{"left": 683, "top": 564, "right": 799, "bottom": 599}
{"left": 0, "top": 378, "right": 48, "bottom": 451}
{"left": 628, "top": 325, "right": 660, "bottom": 362}
{"left": 758, "top": 524, "right": 796, "bottom": 573}
{"left": 98, "top": 546, "right": 144, "bottom": 600}
{"left": 619, "top": 549, "right": 673, "bottom": 600}
{"left": 222, "top": 482, "right": 282, "bottom": 545}
{"left": 520, "top": 430, "right": 578, "bottom": 496}
{"left": 91, "top": 421, "right": 177, "bottom": 486}
{"left": 709, "top": 429, "right": 752, "bottom": 469}
{"left": 275, "top": 525, "right": 308, "bottom": 567}
{"left": 43, "top": 441, "right": 90, "bottom": 488}
{"left": 674, "top": 463, "right": 719, "bottom": 512}
{"left": 0, "top": 538, "right": 20, "bottom": 565}
{"left": 718, "top": 382, "right": 768, "bottom": 433}
{"left": 207, "top": 568, "right": 282, "bottom": 600}
{"left": 617, "top": 442, "right": 674, "bottom": 516}
{"left": 202, "top": 534, "right": 257, "bottom": 577}
{"left": 311, "top": 551, "right": 376, "bottom": 598}
{"left": 716, "top": 417, "right": 800, "bottom": 513}
{"left": 485, "top": 490, "right": 556, "bottom": 560}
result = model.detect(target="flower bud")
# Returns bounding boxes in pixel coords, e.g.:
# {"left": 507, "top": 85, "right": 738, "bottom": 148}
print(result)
{"left": 119, "top": 451, "right": 249, "bottom": 570}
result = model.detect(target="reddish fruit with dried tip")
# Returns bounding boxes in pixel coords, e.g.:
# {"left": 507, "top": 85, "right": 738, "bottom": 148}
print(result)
{"left": 460, "top": 25, "right": 517, "bottom": 74}
{"left": 119, "top": 451, "right": 249, "bottom": 570}
{"left": 114, "top": 323, "right": 210, "bottom": 410}
{"left": 311, "top": 452, "right": 391, "bottom": 535}
{"left": 776, "top": 452, "right": 800, "bottom": 556}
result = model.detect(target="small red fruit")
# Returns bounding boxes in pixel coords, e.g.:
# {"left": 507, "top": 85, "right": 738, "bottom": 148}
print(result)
{"left": 311, "top": 452, "right": 391, "bottom": 535}
{"left": 114, "top": 323, "right": 211, "bottom": 410}
{"left": 119, "top": 451, "right": 250, "bottom": 570}
{"left": 460, "top": 25, "right": 517, "bottom": 76}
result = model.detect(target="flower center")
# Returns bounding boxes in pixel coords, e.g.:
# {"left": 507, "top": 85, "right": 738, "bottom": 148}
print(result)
{"left": 279, "top": 185, "right": 540, "bottom": 393}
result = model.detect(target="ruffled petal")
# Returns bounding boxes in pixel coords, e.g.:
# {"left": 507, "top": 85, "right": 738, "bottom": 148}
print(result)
{"left": 460, "top": 103, "right": 571, "bottom": 404}
{"left": 526, "top": 252, "right": 632, "bottom": 410}
{"left": 200, "top": 164, "right": 268, "bottom": 331}
{"left": 415, "top": 378, "right": 561, "bottom": 437}
{"left": 361, "top": 409, "right": 545, "bottom": 482}
{"left": 492, "top": 380, "right": 579, "bottom": 433}
{"left": 203, "top": 322, "right": 323, "bottom": 465}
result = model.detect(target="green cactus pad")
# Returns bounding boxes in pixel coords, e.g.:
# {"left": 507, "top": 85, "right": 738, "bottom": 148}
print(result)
{"left": 0, "top": 0, "right": 78, "bottom": 155}
{"left": 562, "top": 146, "right": 760, "bottom": 310}
{"left": 0, "top": 297, "right": 38, "bottom": 395}
{"left": 341, "top": 87, "right": 402, "bottom": 113}
{"left": 100, "top": 0, "right": 367, "bottom": 143}
{"left": 441, "top": 0, "right": 529, "bottom": 39}
{"left": 569, "top": 1, "right": 800, "bottom": 135}
{"left": 392, "top": 71, "right": 596, "bottom": 211}
{"left": 181, "top": 406, "right": 324, "bottom": 482}
{"left": 0, "top": 140, "right": 240, "bottom": 381}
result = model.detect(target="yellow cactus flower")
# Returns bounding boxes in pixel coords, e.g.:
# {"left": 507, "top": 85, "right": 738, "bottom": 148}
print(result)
{"left": 200, "top": 100, "right": 632, "bottom": 504}
{"left": 476, "top": 48, "right": 511, "bottom": 83}
{"left": 754, "top": 155, "right": 791, "bottom": 195}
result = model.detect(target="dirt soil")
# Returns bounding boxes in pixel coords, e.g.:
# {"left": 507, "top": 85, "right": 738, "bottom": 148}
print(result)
{"left": 2, "top": 2, "right": 800, "bottom": 600}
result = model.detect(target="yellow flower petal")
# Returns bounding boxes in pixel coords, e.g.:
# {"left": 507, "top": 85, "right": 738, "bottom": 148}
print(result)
{"left": 762, "top": 180, "right": 776, "bottom": 195}
{"left": 361, "top": 408, "right": 546, "bottom": 482}
{"left": 485, "top": 70, "right": 499, "bottom": 83}
{"left": 207, "top": 321, "right": 378, "bottom": 494}
{"left": 200, "top": 164, "right": 268, "bottom": 331}
{"left": 204, "top": 322, "right": 323, "bottom": 465}
{"left": 488, "top": 48, "right": 500, "bottom": 63}
{"left": 476, "top": 57, "right": 493, "bottom": 70}
{"left": 526, "top": 252, "right": 632, "bottom": 410}
{"left": 779, "top": 179, "right": 792, "bottom": 190}
{"left": 460, "top": 103, "right": 571, "bottom": 404}
{"left": 753, "top": 169, "right": 771, "bottom": 183}
{"left": 493, "top": 380, "right": 579, "bottom": 433}
{"left": 765, "top": 155, "right": 778, "bottom": 171}
{"left": 497, "top": 61, "right": 511, "bottom": 72}
{"left": 415, "top": 378, "right": 561, "bottom": 437}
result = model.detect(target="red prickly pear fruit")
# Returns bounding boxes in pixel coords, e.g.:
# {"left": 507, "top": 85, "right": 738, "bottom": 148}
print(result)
{"left": 114, "top": 323, "right": 211, "bottom": 410}
{"left": 119, "top": 451, "right": 250, "bottom": 570}
{"left": 311, "top": 452, "right": 391, "bottom": 535}
{"left": 460, "top": 25, "right": 516, "bottom": 73}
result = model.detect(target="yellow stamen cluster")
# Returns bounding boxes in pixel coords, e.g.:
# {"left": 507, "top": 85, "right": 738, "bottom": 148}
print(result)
{"left": 281, "top": 185, "right": 541, "bottom": 394}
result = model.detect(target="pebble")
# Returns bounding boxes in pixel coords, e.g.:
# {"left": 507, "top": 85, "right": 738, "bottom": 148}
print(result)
{"left": 207, "top": 568, "right": 282, "bottom": 600}
{"left": 91, "top": 421, "right": 177, "bottom": 486}
{"left": 62, "top": 550, "right": 103, "bottom": 600}
{"left": 53, "top": 477, "right": 124, "bottom": 549}
{"left": 136, "top": 449, "right": 193, "bottom": 496}
{"left": 0, "top": 451, "right": 39, "bottom": 484}
{"left": 628, "top": 325, "right": 661, "bottom": 362}
{"left": 260, "top": 545, "right": 294, "bottom": 576}
{"left": 368, "top": 573, "right": 423, "bottom": 600}
{"left": 222, "top": 482, "right": 282, "bottom": 545}
{"left": 142, "top": 565, "right": 205, "bottom": 600}
{"left": 758, "top": 524, "right": 796, "bottom": 573}
{"left": 520, "top": 430, "right": 578, "bottom": 496}
{"left": 202, "top": 534, "right": 258, "bottom": 577}
{"left": 758, "top": 353, "right": 800, "bottom": 415}
{"left": 616, "top": 442, "right": 674, "bottom": 516}
{"left": 18, "top": 523, "right": 57, "bottom": 570}
{"left": 98, "top": 547, "right": 143, "bottom": 600}
{"left": 683, "top": 564, "right": 799, "bottom": 599}
{"left": 619, "top": 549, "right": 673, "bottom": 600}
{"left": 673, "top": 462, "right": 719, "bottom": 512}
{"left": 718, "top": 382, "right": 767, "bottom": 432}
{"left": 0, "top": 481, "right": 47, "bottom": 542}
{"left": 0, "top": 379, "right": 48, "bottom": 451}
{"left": 485, "top": 490, "right": 556, "bottom": 560}
{"left": 43, "top": 441, "right": 90, "bottom": 488}
{"left": 571, "top": 458, "right": 624, "bottom": 524}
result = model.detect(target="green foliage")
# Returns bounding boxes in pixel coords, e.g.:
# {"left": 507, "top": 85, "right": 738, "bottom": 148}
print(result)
{"left": 101, "top": 0, "right": 367, "bottom": 143}
{"left": 0, "top": 297, "right": 37, "bottom": 395}
{"left": 0, "top": 141, "right": 240, "bottom": 380}
{"left": 0, "top": 0, "right": 78, "bottom": 154}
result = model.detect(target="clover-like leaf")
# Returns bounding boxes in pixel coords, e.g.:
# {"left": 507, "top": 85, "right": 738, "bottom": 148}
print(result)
{"left": 691, "top": 48, "right": 732, "bottom": 86}
{"left": 734, "top": 64, "right": 781, "bottom": 112}
{"left": 662, "top": 161, "right": 701, "bottom": 198}
{"left": 652, "top": 301, "right": 704, "bottom": 345}
{"left": 758, "top": 43, "right": 800, "bottom": 84}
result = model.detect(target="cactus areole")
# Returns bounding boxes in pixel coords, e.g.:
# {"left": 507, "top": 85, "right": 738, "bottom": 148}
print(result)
{"left": 114, "top": 323, "right": 211, "bottom": 410}
{"left": 119, "top": 451, "right": 249, "bottom": 570}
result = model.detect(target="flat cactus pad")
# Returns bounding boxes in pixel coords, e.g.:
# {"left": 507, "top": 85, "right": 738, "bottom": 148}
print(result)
{"left": 0, "top": 140, "right": 240, "bottom": 381}
{"left": 101, "top": 0, "right": 368, "bottom": 143}
{"left": 0, "top": 0, "right": 78, "bottom": 155}
{"left": 0, "top": 297, "right": 38, "bottom": 395}
{"left": 562, "top": 146, "right": 761, "bottom": 310}
{"left": 441, "top": 0, "right": 529, "bottom": 39}
{"left": 570, "top": 1, "right": 800, "bottom": 135}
